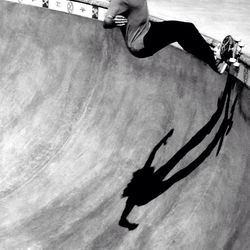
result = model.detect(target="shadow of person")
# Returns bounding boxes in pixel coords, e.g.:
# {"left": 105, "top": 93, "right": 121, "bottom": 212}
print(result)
{"left": 119, "top": 75, "right": 238, "bottom": 230}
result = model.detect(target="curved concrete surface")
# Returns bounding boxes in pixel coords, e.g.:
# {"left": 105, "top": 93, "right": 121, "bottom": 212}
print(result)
{"left": 0, "top": 1, "right": 250, "bottom": 250}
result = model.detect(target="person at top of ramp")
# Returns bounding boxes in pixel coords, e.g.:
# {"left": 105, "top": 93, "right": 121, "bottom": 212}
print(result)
{"left": 103, "top": 0, "right": 228, "bottom": 74}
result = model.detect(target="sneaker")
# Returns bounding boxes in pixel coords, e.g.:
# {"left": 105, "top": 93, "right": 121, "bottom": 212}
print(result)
{"left": 212, "top": 44, "right": 228, "bottom": 74}
{"left": 213, "top": 43, "right": 222, "bottom": 60}
{"left": 215, "top": 58, "right": 228, "bottom": 74}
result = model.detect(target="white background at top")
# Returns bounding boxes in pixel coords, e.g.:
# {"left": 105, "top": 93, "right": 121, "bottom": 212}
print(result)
{"left": 148, "top": 0, "right": 250, "bottom": 55}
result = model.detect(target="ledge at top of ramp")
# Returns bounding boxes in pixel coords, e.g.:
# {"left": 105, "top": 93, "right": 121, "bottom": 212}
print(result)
{"left": 0, "top": 1, "right": 250, "bottom": 250}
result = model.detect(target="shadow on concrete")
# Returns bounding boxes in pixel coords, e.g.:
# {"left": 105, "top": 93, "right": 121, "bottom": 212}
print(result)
{"left": 119, "top": 75, "right": 239, "bottom": 230}
{"left": 238, "top": 77, "right": 250, "bottom": 127}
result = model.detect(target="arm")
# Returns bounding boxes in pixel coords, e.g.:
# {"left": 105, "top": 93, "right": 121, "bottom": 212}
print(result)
{"left": 144, "top": 129, "right": 174, "bottom": 168}
{"left": 103, "top": 0, "right": 128, "bottom": 29}
{"left": 103, "top": 15, "right": 128, "bottom": 29}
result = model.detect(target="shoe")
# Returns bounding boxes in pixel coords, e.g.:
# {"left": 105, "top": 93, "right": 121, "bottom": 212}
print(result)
{"left": 213, "top": 43, "right": 222, "bottom": 60}
{"left": 211, "top": 44, "right": 228, "bottom": 74}
{"left": 215, "top": 58, "right": 228, "bottom": 74}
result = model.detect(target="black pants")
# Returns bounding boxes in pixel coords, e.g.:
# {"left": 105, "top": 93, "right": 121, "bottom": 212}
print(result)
{"left": 132, "top": 21, "right": 217, "bottom": 71}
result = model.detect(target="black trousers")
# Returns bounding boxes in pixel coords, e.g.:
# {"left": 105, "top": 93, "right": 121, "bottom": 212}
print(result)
{"left": 132, "top": 21, "right": 217, "bottom": 71}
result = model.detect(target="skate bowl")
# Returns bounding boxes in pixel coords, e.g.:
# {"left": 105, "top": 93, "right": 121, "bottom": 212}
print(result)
{"left": 0, "top": 1, "right": 250, "bottom": 250}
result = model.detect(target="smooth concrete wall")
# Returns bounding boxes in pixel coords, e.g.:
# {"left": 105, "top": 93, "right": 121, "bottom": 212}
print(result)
{"left": 0, "top": 1, "right": 249, "bottom": 250}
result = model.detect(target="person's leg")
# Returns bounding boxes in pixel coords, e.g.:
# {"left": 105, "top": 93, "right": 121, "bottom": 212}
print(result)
{"left": 143, "top": 21, "right": 217, "bottom": 70}
{"left": 119, "top": 198, "right": 138, "bottom": 230}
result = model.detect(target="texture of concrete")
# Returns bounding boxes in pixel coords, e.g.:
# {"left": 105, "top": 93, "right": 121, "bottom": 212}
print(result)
{"left": 0, "top": 1, "right": 249, "bottom": 250}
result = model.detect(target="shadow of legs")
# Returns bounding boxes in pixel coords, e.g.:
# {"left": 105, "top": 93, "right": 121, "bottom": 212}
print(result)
{"left": 119, "top": 198, "right": 138, "bottom": 231}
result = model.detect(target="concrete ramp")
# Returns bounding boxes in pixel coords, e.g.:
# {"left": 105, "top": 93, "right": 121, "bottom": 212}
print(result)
{"left": 0, "top": 1, "right": 249, "bottom": 249}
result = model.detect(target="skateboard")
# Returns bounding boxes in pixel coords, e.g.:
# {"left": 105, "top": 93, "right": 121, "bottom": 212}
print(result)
{"left": 220, "top": 35, "right": 244, "bottom": 68}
